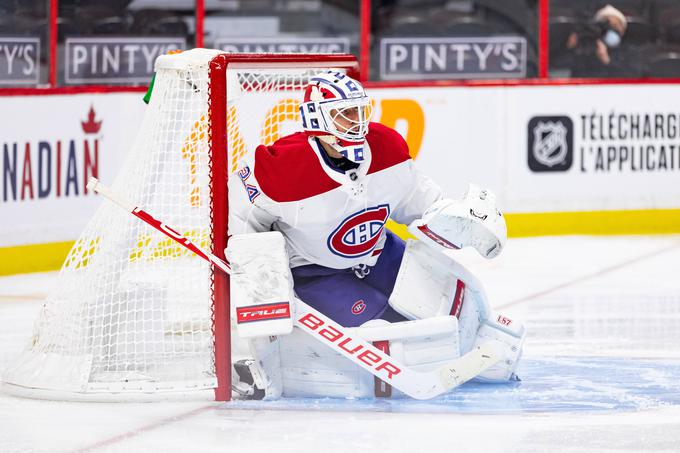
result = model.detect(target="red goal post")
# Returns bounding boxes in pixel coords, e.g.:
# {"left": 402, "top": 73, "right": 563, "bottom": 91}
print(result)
{"left": 2, "top": 49, "right": 360, "bottom": 402}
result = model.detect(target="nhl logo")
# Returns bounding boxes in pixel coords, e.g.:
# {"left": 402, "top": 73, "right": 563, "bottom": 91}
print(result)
{"left": 533, "top": 121, "right": 567, "bottom": 167}
{"left": 527, "top": 116, "right": 573, "bottom": 172}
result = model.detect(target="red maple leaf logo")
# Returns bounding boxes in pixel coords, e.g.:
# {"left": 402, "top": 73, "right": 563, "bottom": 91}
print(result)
{"left": 81, "top": 105, "right": 102, "bottom": 134}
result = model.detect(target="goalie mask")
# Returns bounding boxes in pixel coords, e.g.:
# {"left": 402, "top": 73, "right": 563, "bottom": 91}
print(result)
{"left": 299, "top": 71, "right": 373, "bottom": 163}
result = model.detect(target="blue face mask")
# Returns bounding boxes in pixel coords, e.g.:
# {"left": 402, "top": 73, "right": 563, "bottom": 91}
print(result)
{"left": 603, "top": 29, "right": 622, "bottom": 48}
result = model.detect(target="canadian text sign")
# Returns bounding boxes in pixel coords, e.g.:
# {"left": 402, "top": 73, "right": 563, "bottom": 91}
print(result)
{"left": 380, "top": 37, "right": 527, "bottom": 80}
{"left": 0, "top": 37, "right": 40, "bottom": 85}
{"left": 65, "top": 37, "right": 186, "bottom": 84}
{"left": 0, "top": 93, "right": 146, "bottom": 246}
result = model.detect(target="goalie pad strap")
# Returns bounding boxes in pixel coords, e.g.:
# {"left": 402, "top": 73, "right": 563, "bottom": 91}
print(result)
{"left": 450, "top": 279, "right": 465, "bottom": 319}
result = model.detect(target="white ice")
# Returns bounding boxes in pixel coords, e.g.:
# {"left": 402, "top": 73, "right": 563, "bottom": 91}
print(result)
{"left": 2, "top": 235, "right": 680, "bottom": 453}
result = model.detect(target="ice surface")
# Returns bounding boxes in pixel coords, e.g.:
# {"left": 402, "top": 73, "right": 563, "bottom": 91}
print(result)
{"left": 1, "top": 235, "right": 680, "bottom": 453}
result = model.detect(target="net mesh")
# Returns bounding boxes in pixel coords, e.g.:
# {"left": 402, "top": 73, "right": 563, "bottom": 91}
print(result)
{"left": 225, "top": 68, "right": 323, "bottom": 172}
{"left": 3, "top": 51, "right": 352, "bottom": 400}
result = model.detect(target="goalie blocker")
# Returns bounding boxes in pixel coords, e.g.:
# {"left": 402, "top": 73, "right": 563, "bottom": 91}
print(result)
{"left": 228, "top": 231, "right": 525, "bottom": 399}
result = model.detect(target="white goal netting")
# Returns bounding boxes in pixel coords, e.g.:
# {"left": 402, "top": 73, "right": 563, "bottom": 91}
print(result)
{"left": 3, "top": 49, "right": 356, "bottom": 401}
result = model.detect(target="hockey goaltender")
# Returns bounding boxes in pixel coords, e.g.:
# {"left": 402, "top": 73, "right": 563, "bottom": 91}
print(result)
{"left": 227, "top": 71, "right": 526, "bottom": 399}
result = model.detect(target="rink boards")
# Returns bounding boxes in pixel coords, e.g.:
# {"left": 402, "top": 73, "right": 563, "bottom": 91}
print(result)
{"left": 1, "top": 83, "right": 680, "bottom": 274}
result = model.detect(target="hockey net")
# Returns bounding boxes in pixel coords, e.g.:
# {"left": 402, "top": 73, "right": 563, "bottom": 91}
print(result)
{"left": 2, "top": 49, "right": 359, "bottom": 401}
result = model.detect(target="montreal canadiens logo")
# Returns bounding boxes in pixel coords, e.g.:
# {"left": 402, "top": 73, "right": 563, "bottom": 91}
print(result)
{"left": 327, "top": 205, "right": 390, "bottom": 258}
{"left": 351, "top": 300, "right": 367, "bottom": 315}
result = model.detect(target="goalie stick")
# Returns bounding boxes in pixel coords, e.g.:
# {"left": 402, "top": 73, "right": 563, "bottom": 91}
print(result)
{"left": 87, "top": 177, "right": 504, "bottom": 400}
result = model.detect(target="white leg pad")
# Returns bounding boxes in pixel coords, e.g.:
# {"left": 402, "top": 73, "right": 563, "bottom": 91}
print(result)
{"left": 457, "top": 285, "right": 491, "bottom": 355}
{"left": 472, "top": 312, "right": 526, "bottom": 382}
{"left": 389, "top": 239, "right": 492, "bottom": 354}
{"left": 389, "top": 239, "right": 491, "bottom": 320}
{"left": 247, "top": 336, "right": 283, "bottom": 399}
{"left": 227, "top": 232, "right": 294, "bottom": 338}
{"left": 389, "top": 239, "right": 462, "bottom": 320}
{"left": 254, "top": 316, "right": 461, "bottom": 398}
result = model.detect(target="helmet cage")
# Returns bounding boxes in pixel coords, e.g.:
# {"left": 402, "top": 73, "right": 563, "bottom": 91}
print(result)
{"left": 301, "top": 96, "right": 372, "bottom": 143}
{"left": 318, "top": 97, "right": 372, "bottom": 142}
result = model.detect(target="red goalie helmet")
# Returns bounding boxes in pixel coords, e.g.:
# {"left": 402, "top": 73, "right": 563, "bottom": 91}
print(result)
{"left": 299, "top": 71, "right": 373, "bottom": 153}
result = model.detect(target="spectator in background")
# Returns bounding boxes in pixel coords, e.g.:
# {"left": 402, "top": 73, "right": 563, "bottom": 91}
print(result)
{"left": 565, "top": 4, "right": 633, "bottom": 77}
{"left": 568, "top": 5, "right": 627, "bottom": 65}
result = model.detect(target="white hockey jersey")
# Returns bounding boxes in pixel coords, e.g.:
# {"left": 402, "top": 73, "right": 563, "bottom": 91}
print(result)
{"left": 229, "top": 122, "right": 444, "bottom": 269}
